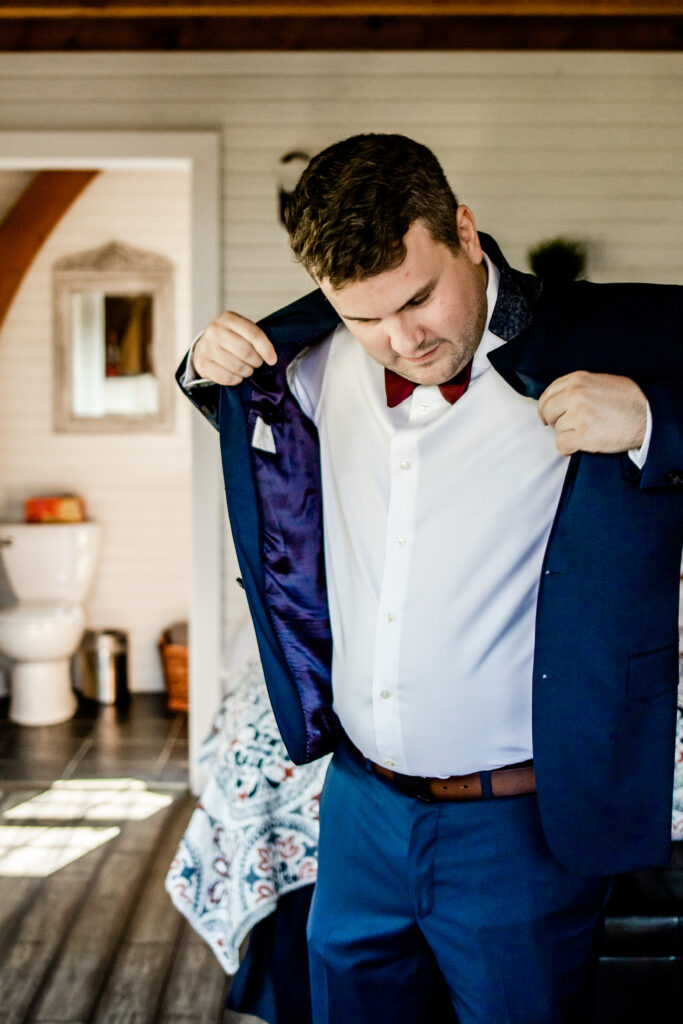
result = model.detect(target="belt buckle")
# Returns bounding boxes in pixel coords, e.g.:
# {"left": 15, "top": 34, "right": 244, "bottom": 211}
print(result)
{"left": 396, "top": 773, "right": 434, "bottom": 803}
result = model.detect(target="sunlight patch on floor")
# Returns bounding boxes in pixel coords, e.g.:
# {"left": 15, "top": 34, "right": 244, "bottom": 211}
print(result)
{"left": 0, "top": 823, "right": 120, "bottom": 876}
{"left": 3, "top": 777, "right": 174, "bottom": 821}
{"left": 0, "top": 778, "right": 175, "bottom": 876}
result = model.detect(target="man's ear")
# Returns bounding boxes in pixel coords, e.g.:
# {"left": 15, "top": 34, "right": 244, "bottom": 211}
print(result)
{"left": 456, "top": 205, "right": 483, "bottom": 264}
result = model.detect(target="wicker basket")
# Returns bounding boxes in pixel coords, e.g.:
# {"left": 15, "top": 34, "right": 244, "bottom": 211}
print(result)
{"left": 158, "top": 621, "right": 188, "bottom": 712}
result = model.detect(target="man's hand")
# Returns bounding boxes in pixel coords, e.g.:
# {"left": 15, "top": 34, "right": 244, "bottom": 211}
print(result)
{"left": 538, "top": 371, "right": 648, "bottom": 455}
{"left": 192, "top": 311, "right": 277, "bottom": 385}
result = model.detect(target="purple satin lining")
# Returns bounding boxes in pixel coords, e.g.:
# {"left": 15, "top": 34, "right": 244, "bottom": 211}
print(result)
{"left": 249, "top": 373, "right": 339, "bottom": 760}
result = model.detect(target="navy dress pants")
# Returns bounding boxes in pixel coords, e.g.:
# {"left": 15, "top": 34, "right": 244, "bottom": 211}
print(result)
{"left": 307, "top": 740, "right": 612, "bottom": 1024}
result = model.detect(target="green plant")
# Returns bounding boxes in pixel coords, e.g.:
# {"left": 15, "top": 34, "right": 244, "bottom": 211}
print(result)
{"left": 528, "top": 237, "right": 587, "bottom": 283}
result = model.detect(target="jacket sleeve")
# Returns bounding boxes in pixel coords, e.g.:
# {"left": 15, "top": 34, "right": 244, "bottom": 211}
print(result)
{"left": 633, "top": 377, "right": 683, "bottom": 490}
{"left": 175, "top": 350, "right": 221, "bottom": 432}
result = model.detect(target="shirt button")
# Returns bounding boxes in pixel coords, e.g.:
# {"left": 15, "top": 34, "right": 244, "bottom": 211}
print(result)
{"left": 419, "top": 403, "right": 431, "bottom": 413}
{"left": 384, "top": 759, "right": 396, "bottom": 768}
{"left": 395, "top": 536, "right": 406, "bottom": 547}
{"left": 380, "top": 689, "right": 391, "bottom": 699}
{"left": 400, "top": 460, "right": 411, "bottom": 471}
{"left": 385, "top": 612, "right": 396, "bottom": 623}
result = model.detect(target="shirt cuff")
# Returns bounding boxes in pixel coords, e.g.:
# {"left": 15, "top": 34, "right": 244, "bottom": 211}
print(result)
{"left": 181, "top": 332, "right": 213, "bottom": 388}
{"left": 627, "top": 401, "right": 652, "bottom": 469}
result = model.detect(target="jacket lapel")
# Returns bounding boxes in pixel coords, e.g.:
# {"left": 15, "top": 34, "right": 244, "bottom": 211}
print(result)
{"left": 482, "top": 232, "right": 542, "bottom": 343}
{"left": 479, "top": 233, "right": 547, "bottom": 399}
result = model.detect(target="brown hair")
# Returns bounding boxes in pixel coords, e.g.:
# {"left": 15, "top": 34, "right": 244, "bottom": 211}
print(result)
{"left": 284, "top": 133, "right": 460, "bottom": 288}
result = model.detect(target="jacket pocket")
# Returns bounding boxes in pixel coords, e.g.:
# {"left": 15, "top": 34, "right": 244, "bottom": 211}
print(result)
{"left": 627, "top": 643, "right": 679, "bottom": 701}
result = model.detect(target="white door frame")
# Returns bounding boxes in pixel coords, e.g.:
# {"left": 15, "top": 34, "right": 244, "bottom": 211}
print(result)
{"left": 0, "top": 130, "right": 223, "bottom": 792}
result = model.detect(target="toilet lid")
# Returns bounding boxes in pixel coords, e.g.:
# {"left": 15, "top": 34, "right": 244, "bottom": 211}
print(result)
{"left": 0, "top": 601, "right": 84, "bottom": 628}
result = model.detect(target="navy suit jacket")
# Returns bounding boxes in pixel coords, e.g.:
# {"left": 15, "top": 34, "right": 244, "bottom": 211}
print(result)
{"left": 178, "top": 238, "right": 683, "bottom": 877}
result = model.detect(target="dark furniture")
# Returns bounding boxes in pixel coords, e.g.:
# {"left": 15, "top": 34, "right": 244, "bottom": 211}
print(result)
{"left": 597, "top": 842, "right": 683, "bottom": 1022}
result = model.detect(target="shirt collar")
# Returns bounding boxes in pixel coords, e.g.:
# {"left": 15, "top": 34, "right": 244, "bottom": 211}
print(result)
{"left": 471, "top": 251, "right": 504, "bottom": 381}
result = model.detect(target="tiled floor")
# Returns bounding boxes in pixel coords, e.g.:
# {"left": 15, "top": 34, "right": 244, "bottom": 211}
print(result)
{"left": 0, "top": 692, "right": 189, "bottom": 786}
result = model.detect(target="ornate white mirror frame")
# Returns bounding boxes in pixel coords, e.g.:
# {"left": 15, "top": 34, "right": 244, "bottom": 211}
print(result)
{"left": 53, "top": 239, "right": 175, "bottom": 433}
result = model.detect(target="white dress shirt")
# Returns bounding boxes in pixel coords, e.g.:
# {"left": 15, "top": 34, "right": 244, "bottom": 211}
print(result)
{"left": 289, "top": 256, "right": 649, "bottom": 776}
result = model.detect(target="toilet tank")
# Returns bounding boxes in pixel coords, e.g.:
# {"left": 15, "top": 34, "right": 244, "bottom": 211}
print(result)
{"left": 0, "top": 522, "right": 101, "bottom": 603}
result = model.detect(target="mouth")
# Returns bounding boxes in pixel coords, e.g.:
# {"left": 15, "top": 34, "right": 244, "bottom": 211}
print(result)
{"left": 402, "top": 343, "right": 441, "bottom": 364}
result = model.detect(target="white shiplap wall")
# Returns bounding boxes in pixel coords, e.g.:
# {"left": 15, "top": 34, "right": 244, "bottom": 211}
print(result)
{"left": 0, "top": 50, "right": 681, "bottom": 685}
{"left": 0, "top": 168, "right": 192, "bottom": 692}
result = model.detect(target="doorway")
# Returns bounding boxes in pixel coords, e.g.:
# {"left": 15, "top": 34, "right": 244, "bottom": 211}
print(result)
{"left": 0, "top": 131, "right": 222, "bottom": 792}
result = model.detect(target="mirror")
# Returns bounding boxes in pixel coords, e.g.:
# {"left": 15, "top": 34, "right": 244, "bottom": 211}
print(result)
{"left": 54, "top": 240, "right": 175, "bottom": 431}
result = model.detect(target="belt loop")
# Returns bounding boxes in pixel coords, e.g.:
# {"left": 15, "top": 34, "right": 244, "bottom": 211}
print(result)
{"left": 479, "top": 770, "right": 493, "bottom": 800}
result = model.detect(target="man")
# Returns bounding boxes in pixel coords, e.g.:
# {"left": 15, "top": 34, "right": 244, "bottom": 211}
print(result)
{"left": 179, "top": 134, "right": 683, "bottom": 1023}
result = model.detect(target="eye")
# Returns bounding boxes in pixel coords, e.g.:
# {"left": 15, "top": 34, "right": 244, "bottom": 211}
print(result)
{"left": 409, "top": 291, "right": 430, "bottom": 307}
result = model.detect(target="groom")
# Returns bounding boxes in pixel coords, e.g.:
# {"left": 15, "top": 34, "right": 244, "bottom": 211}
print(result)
{"left": 179, "top": 134, "right": 683, "bottom": 1023}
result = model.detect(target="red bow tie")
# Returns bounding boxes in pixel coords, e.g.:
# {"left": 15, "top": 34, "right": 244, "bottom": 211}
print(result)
{"left": 384, "top": 361, "right": 472, "bottom": 408}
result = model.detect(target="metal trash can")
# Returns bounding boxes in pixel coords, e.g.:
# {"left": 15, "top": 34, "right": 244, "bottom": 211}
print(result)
{"left": 79, "top": 629, "right": 129, "bottom": 705}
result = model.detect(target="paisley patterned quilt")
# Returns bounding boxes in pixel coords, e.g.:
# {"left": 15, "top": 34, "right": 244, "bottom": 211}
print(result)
{"left": 165, "top": 660, "right": 330, "bottom": 973}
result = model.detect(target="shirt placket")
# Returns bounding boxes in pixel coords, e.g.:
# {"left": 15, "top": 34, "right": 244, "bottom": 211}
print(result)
{"left": 371, "top": 428, "right": 419, "bottom": 771}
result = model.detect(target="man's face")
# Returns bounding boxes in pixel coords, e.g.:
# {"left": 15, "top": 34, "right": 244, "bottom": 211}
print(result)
{"left": 317, "top": 210, "right": 488, "bottom": 385}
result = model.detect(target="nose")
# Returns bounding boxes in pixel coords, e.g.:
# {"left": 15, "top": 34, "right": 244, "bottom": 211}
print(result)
{"left": 387, "top": 315, "right": 424, "bottom": 357}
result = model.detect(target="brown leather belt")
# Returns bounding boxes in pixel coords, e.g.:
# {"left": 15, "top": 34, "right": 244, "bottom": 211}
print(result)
{"left": 349, "top": 742, "right": 535, "bottom": 803}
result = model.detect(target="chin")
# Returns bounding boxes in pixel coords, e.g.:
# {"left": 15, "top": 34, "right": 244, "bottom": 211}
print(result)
{"left": 401, "top": 360, "right": 459, "bottom": 386}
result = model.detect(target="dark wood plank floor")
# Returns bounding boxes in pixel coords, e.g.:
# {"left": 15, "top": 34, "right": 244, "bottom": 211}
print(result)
{"left": 0, "top": 695, "right": 257, "bottom": 1024}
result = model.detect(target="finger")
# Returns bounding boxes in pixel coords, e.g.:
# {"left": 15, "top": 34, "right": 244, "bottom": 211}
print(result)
{"left": 210, "top": 332, "right": 267, "bottom": 370}
{"left": 196, "top": 323, "right": 271, "bottom": 380}
{"left": 203, "top": 351, "right": 259, "bottom": 386}
{"left": 537, "top": 382, "right": 562, "bottom": 425}
{"left": 201, "top": 361, "right": 253, "bottom": 387}
{"left": 538, "top": 371, "right": 591, "bottom": 426}
{"left": 215, "top": 311, "right": 278, "bottom": 366}
{"left": 537, "top": 389, "right": 567, "bottom": 428}
{"left": 553, "top": 428, "right": 579, "bottom": 456}
{"left": 192, "top": 334, "right": 248, "bottom": 381}
{"left": 549, "top": 406, "right": 580, "bottom": 453}
{"left": 552, "top": 404, "right": 604, "bottom": 455}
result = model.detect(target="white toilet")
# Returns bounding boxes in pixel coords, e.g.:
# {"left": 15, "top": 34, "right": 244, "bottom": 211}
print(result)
{"left": 0, "top": 522, "right": 101, "bottom": 725}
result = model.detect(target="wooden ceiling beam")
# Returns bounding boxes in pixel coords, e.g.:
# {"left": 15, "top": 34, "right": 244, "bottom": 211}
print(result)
{"left": 0, "top": 171, "right": 98, "bottom": 334}
{"left": 1, "top": 1, "right": 681, "bottom": 49}
{"left": 1, "top": 14, "right": 681, "bottom": 50}
{"left": 0, "top": 1, "right": 681, "bottom": 15}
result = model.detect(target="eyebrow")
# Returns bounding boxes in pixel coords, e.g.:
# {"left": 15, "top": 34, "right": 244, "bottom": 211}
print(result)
{"left": 341, "top": 277, "right": 438, "bottom": 323}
